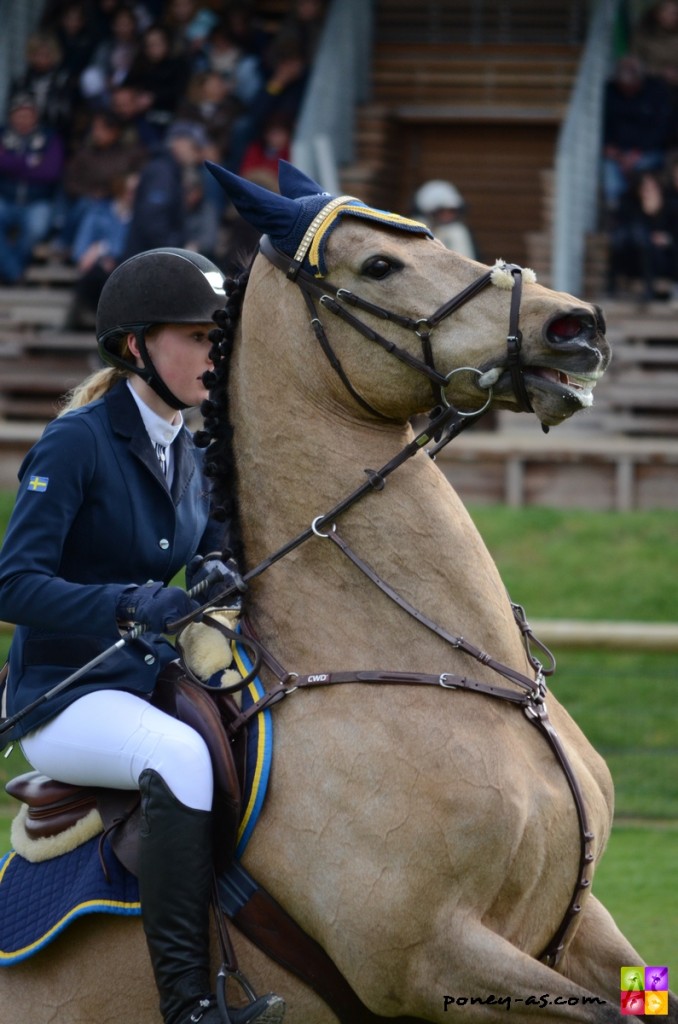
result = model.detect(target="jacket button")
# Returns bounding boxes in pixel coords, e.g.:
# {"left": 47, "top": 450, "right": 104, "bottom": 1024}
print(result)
{"left": 159, "top": 539, "right": 170, "bottom": 550}
{"left": 144, "top": 654, "right": 156, "bottom": 665}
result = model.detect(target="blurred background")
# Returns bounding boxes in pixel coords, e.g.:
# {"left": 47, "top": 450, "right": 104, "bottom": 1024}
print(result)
{"left": 0, "top": 0, "right": 676, "bottom": 984}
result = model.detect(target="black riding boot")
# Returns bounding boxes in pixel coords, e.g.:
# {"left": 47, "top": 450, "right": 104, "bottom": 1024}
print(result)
{"left": 138, "top": 769, "right": 285, "bottom": 1024}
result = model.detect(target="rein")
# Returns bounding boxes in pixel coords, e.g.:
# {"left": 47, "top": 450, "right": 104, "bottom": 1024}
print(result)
{"left": 172, "top": 401, "right": 481, "bottom": 630}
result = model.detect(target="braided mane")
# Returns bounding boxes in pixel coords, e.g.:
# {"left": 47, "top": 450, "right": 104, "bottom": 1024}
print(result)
{"left": 195, "top": 267, "right": 251, "bottom": 563}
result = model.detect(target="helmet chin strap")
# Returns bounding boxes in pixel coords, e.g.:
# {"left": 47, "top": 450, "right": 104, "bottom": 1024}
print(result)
{"left": 133, "top": 327, "right": 188, "bottom": 411}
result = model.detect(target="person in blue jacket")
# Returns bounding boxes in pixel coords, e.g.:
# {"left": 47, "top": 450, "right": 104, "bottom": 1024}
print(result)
{"left": 0, "top": 247, "right": 285, "bottom": 1024}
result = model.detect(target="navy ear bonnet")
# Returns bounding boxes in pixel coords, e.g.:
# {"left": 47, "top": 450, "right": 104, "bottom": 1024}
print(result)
{"left": 206, "top": 159, "right": 433, "bottom": 277}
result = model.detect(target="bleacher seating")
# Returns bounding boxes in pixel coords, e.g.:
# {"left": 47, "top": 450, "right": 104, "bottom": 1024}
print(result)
{"left": 1, "top": 0, "right": 677, "bottom": 510}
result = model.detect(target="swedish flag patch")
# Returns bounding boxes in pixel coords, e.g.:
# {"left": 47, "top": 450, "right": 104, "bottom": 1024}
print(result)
{"left": 27, "top": 476, "right": 49, "bottom": 493}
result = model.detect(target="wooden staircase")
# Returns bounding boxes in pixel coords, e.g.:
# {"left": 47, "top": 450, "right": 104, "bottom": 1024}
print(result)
{"left": 341, "top": 1, "right": 586, "bottom": 273}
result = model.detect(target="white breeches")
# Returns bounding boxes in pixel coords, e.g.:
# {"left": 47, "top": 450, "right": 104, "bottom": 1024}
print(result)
{"left": 20, "top": 689, "right": 213, "bottom": 811}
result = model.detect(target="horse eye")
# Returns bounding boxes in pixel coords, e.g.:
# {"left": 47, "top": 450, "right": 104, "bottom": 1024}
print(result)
{"left": 361, "top": 256, "right": 398, "bottom": 279}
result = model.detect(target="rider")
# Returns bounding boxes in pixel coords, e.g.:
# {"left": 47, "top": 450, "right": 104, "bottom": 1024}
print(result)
{"left": 0, "top": 248, "right": 285, "bottom": 1024}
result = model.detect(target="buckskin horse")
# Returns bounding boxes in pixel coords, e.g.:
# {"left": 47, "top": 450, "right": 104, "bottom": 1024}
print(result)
{"left": 1, "top": 162, "right": 674, "bottom": 1024}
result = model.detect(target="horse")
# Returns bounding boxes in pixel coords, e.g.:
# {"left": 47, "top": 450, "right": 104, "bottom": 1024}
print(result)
{"left": 1, "top": 161, "right": 674, "bottom": 1024}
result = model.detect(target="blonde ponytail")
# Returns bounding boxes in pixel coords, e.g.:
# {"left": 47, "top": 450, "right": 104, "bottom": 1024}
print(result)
{"left": 58, "top": 332, "right": 135, "bottom": 415}
{"left": 58, "top": 366, "right": 129, "bottom": 415}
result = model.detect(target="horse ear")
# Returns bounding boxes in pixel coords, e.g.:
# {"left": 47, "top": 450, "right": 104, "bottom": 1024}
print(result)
{"left": 277, "top": 159, "right": 326, "bottom": 199}
{"left": 205, "top": 160, "right": 301, "bottom": 238}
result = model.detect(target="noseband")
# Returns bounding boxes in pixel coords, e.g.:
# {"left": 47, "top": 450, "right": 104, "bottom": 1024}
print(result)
{"left": 258, "top": 234, "right": 533, "bottom": 419}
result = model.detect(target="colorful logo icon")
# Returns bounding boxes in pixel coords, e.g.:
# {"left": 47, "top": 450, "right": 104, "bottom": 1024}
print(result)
{"left": 620, "top": 967, "right": 669, "bottom": 1015}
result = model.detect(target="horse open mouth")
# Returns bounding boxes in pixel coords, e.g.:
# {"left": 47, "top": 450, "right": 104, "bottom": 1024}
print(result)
{"left": 527, "top": 366, "right": 600, "bottom": 402}
{"left": 522, "top": 366, "right": 604, "bottom": 423}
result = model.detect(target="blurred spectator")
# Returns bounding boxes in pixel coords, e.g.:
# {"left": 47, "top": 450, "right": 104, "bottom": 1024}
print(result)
{"left": 80, "top": 4, "right": 141, "bottom": 111}
{"left": 56, "top": 109, "right": 147, "bottom": 250}
{"left": 177, "top": 69, "right": 244, "bottom": 162}
{"left": 0, "top": 94, "right": 65, "bottom": 283}
{"left": 162, "top": 0, "right": 219, "bottom": 63}
{"left": 240, "top": 112, "right": 292, "bottom": 179}
{"left": 602, "top": 55, "right": 676, "bottom": 210}
{"left": 663, "top": 149, "right": 678, "bottom": 216}
{"left": 122, "top": 120, "right": 206, "bottom": 256}
{"left": 413, "top": 179, "right": 477, "bottom": 259}
{"left": 183, "top": 166, "right": 219, "bottom": 259}
{"left": 632, "top": 1, "right": 678, "bottom": 98}
{"left": 197, "top": 20, "right": 263, "bottom": 106}
{"left": 124, "top": 23, "right": 192, "bottom": 136}
{"left": 221, "top": 1, "right": 272, "bottom": 58}
{"left": 66, "top": 171, "right": 138, "bottom": 326}
{"left": 228, "top": 34, "right": 308, "bottom": 173}
{"left": 607, "top": 169, "right": 678, "bottom": 299}
{"left": 109, "top": 82, "right": 162, "bottom": 147}
{"left": 78, "top": 0, "right": 156, "bottom": 38}
{"left": 275, "top": 0, "right": 327, "bottom": 66}
{"left": 47, "top": 1, "right": 99, "bottom": 80}
{"left": 10, "top": 31, "right": 76, "bottom": 141}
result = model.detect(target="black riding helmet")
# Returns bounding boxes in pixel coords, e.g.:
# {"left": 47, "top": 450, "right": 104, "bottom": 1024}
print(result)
{"left": 96, "top": 247, "right": 226, "bottom": 409}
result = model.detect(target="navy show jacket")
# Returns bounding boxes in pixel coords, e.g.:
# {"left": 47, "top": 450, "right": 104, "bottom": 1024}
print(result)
{"left": 0, "top": 380, "right": 224, "bottom": 738}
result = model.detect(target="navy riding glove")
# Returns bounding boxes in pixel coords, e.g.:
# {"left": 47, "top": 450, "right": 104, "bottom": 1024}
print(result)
{"left": 116, "top": 581, "right": 200, "bottom": 634}
{"left": 185, "top": 553, "right": 246, "bottom": 608}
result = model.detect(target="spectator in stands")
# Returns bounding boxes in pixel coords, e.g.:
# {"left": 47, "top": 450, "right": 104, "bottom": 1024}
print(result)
{"left": 413, "top": 179, "right": 477, "bottom": 259}
{"left": 602, "top": 54, "right": 676, "bottom": 210}
{"left": 220, "top": 0, "right": 272, "bottom": 61}
{"left": 607, "top": 169, "right": 678, "bottom": 300}
{"left": 239, "top": 112, "right": 292, "bottom": 180}
{"left": 632, "top": 1, "right": 678, "bottom": 101}
{"left": 275, "top": 0, "right": 327, "bottom": 66}
{"left": 47, "top": 1, "right": 99, "bottom": 82}
{"left": 10, "top": 30, "right": 76, "bottom": 142}
{"left": 162, "top": 0, "right": 220, "bottom": 64}
{"left": 122, "top": 120, "right": 206, "bottom": 257}
{"left": 177, "top": 70, "right": 244, "bottom": 163}
{"left": 182, "top": 165, "right": 220, "bottom": 260}
{"left": 55, "top": 108, "right": 147, "bottom": 253}
{"left": 662, "top": 148, "right": 678, "bottom": 217}
{"left": 227, "top": 34, "right": 308, "bottom": 173}
{"left": 124, "top": 23, "right": 192, "bottom": 138}
{"left": 196, "top": 20, "right": 263, "bottom": 107}
{"left": 66, "top": 171, "right": 139, "bottom": 327}
{"left": 109, "top": 82, "right": 161, "bottom": 148}
{"left": 0, "top": 93, "right": 65, "bottom": 284}
{"left": 80, "top": 4, "right": 141, "bottom": 112}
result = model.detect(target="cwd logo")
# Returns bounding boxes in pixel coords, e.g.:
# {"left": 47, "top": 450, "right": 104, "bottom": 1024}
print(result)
{"left": 620, "top": 967, "right": 669, "bottom": 1015}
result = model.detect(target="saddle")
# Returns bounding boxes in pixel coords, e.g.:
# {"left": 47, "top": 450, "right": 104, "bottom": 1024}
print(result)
{"left": 6, "top": 664, "right": 242, "bottom": 876}
{"left": 4, "top": 663, "right": 424, "bottom": 1024}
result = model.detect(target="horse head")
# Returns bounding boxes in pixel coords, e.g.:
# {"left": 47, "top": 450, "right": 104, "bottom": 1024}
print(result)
{"left": 207, "top": 160, "right": 610, "bottom": 429}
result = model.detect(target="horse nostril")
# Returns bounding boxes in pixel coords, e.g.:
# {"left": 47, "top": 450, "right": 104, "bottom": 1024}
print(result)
{"left": 546, "top": 314, "right": 594, "bottom": 344}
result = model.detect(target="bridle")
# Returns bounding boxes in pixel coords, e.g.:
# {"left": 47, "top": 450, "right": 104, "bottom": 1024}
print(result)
{"left": 258, "top": 234, "right": 534, "bottom": 420}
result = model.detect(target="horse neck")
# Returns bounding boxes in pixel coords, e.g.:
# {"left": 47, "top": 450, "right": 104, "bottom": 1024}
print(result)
{"left": 229, "top": 282, "right": 529, "bottom": 674}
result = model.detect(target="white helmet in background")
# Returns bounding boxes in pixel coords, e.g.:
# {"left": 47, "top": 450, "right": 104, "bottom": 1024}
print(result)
{"left": 415, "top": 179, "right": 465, "bottom": 213}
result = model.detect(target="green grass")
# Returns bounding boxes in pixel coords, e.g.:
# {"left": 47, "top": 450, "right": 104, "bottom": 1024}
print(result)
{"left": 1, "top": 500, "right": 677, "bottom": 976}
{"left": 592, "top": 825, "right": 678, "bottom": 984}
{"left": 469, "top": 505, "right": 678, "bottom": 621}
